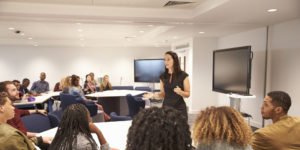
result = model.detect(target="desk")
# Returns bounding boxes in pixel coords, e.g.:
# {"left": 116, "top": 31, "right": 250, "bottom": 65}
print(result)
{"left": 86, "top": 90, "right": 146, "bottom": 115}
{"left": 38, "top": 121, "right": 132, "bottom": 150}
{"left": 13, "top": 92, "right": 61, "bottom": 111}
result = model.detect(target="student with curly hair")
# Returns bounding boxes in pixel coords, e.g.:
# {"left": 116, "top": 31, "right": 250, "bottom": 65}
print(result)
{"left": 192, "top": 106, "right": 252, "bottom": 150}
{"left": 49, "top": 104, "right": 110, "bottom": 150}
{"left": 126, "top": 107, "right": 193, "bottom": 150}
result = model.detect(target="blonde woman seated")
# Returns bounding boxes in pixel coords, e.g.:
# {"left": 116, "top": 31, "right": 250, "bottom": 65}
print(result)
{"left": 99, "top": 75, "right": 112, "bottom": 92}
{"left": 192, "top": 106, "right": 252, "bottom": 150}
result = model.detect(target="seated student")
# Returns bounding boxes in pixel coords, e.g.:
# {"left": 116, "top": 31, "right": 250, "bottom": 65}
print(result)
{"left": 68, "top": 75, "right": 111, "bottom": 121}
{"left": 99, "top": 75, "right": 112, "bottom": 91}
{"left": 30, "top": 72, "right": 49, "bottom": 94}
{"left": 84, "top": 74, "right": 96, "bottom": 94}
{"left": 0, "top": 81, "right": 52, "bottom": 148}
{"left": 49, "top": 104, "right": 110, "bottom": 150}
{"left": 126, "top": 107, "right": 193, "bottom": 150}
{"left": 192, "top": 106, "right": 252, "bottom": 150}
{"left": 251, "top": 91, "right": 300, "bottom": 150}
{"left": 0, "top": 92, "right": 36, "bottom": 150}
{"left": 19, "top": 78, "right": 30, "bottom": 96}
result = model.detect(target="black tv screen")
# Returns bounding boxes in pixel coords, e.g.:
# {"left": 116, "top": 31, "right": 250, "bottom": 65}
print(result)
{"left": 213, "top": 46, "right": 252, "bottom": 95}
{"left": 134, "top": 59, "right": 165, "bottom": 83}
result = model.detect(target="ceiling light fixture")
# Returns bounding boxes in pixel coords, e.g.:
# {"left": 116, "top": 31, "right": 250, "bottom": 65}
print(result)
{"left": 34, "top": 44, "right": 38, "bottom": 47}
{"left": 20, "top": 33, "right": 25, "bottom": 36}
{"left": 139, "top": 30, "right": 144, "bottom": 33}
{"left": 268, "top": 9, "right": 278, "bottom": 12}
{"left": 76, "top": 23, "right": 81, "bottom": 25}
{"left": 148, "top": 25, "right": 153, "bottom": 27}
{"left": 77, "top": 29, "right": 83, "bottom": 32}
{"left": 8, "top": 27, "right": 15, "bottom": 30}
{"left": 198, "top": 31, "right": 205, "bottom": 34}
{"left": 173, "top": 36, "right": 178, "bottom": 39}
{"left": 28, "top": 37, "right": 33, "bottom": 40}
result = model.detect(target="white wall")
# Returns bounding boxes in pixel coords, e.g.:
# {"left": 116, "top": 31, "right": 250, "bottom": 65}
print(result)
{"left": 190, "top": 37, "right": 218, "bottom": 113}
{"left": 217, "top": 27, "right": 267, "bottom": 127}
{"left": 171, "top": 37, "right": 218, "bottom": 114}
{"left": 0, "top": 46, "right": 167, "bottom": 89}
{"left": 268, "top": 18, "right": 300, "bottom": 116}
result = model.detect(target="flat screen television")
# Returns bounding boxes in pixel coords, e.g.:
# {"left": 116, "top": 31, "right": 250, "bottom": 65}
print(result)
{"left": 213, "top": 46, "right": 253, "bottom": 95}
{"left": 134, "top": 59, "right": 165, "bottom": 83}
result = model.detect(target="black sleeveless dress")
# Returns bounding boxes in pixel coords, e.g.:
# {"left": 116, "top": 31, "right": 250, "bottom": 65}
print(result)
{"left": 160, "top": 71, "right": 188, "bottom": 119}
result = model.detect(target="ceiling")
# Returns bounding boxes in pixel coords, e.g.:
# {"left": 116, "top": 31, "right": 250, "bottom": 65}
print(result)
{"left": 0, "top": 0, "right": 299, "bottom": 47}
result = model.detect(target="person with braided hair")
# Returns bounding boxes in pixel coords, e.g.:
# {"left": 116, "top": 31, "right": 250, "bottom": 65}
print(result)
{"left": 192, "top": 106, "right": 252, "bottom": 150}
{"left": 126, "top": 107, "right": 193, "bottom": 150}
{"left": 49, "top": 103, "right": 110, "bottom": 150}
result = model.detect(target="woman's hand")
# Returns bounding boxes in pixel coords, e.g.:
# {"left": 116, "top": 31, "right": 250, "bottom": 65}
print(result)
{"left": 173, "top": 86, "right": 182, "bottom": 95}
{"left": 143, "top": 92, "right": 154, "bottom": 99}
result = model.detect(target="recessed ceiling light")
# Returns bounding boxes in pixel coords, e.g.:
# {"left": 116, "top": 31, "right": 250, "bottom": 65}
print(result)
{"left": 28, "top": 37, "right": 33, "bottom": 40}
{"left": 148, "top": 25, "right": 153, "bottom": 27}
{"left": 20, "top": 33, "right": 25, "bottom": 36}
{"left": 77, "top": 29, "right": 83, "bottom": 32}
{"left": 8, "top": 27, "right": 15, "bottom": 30}
{"left": 198, "top": 31, "right": 205, "bottom": 34}
{"left": 173, "top": 36, "right": 178, "bottom": 39}
{"left": 139, "top": 30, "right": 144, "bottom": 33}
{"left": 268, "top": 9, "right": 278, "bottom": 12}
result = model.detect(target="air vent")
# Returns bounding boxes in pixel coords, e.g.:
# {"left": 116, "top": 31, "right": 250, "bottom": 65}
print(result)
{"left": 164, "top": 1, "right": 194, "bottom": 7}
{"left": 175, "top": 43, "right": 190, "bottom": 49}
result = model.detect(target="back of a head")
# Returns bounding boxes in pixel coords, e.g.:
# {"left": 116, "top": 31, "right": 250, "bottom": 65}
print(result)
{"left": 49, "top": 104, "right": 97, "bottom": 150}
{"left": 126, "top": 107, "right": 192, "bottom": 150}
{"left": 267, "top": 91, "right": 291, "bottom": 113}
{"left": 192, "top": 106, "right": 252, "bottom": 148}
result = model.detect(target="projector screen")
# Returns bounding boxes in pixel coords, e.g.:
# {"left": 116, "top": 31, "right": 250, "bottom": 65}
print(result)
{"left": 213, "top": 46, "right": 252, "bottom": 95}
{"left": 134, "top": 59, "right": 165, "bottom": 83}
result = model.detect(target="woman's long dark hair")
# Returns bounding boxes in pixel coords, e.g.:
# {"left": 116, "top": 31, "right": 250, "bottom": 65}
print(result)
{"left": 162, "top": 51, "right": 182, "bottom": 80}
{"left": 49, "top": 104, "right": 98, "bottom": 150}
{"left": 126, "top": 107, "right": 192, "bottom": 150}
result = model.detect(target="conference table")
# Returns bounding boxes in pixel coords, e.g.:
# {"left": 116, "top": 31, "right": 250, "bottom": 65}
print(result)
{"left": 86, "top": 90, "right": 147, "bottom": 115}
{"left": 38, "top": 121, "right": 132, "bottom": 150}
{"left": 13, "top": 91, "right": 61, "bottom": 111}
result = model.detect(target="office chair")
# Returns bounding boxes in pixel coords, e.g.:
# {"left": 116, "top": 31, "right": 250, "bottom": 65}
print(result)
{"left": 21, "top": 113, "right": 59, "bottom": 133}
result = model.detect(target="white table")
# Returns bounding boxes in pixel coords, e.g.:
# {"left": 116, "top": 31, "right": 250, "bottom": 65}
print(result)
{"left": 86, "top": 90, "right": 147, "bottom": 115}
{"left": 85, "top": 90, "right": 146, "bottom": 98}
{"left": 13, "top": 91, "right": 61, "bottom": 106}
{"left": 38, "top": 121, "right": 132, "bottom": 150}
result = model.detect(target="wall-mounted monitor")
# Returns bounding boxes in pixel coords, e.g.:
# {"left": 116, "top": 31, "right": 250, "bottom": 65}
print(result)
{"left": 134, "top": 59, "right": 165, "bottom": 83}
{"left": 213, "top": 46, "right": 253, "bottom": 95}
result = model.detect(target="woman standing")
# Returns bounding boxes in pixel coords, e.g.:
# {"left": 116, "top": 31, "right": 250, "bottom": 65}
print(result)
{"left": 144, "top": 51, "right": 190, "bottom": 119}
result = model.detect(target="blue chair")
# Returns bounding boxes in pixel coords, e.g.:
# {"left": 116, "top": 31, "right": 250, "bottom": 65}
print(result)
{"left": 134, "top": 86, "right": 151, "bottom": 92}
{"left": 112, "top": 86, "right": 134, "bottom": 90}
{"left": 60, "top": 93, "right": 97, "bottom": 116}
{"left": 21, "top": 114, "right": 59, "bottom": 133}
{"left": 110, "top": 112, "right": 131, "bottom": 121}
{"left": 48, "top": 109, "right": 63, "bottom": 122}
{"left": 126, "top": 94, "right": 145, "bottom": 118}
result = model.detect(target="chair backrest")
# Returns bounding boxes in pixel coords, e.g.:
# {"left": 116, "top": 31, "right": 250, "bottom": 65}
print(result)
{"left": 49, "top": 109, "right": 63, "bottom": 122}
{"left": 60, "top": 93, "right": 82, "bottom": 110}
{"left": 126, "top": 94, "right": 145, "bottom": 118}
{"left": 21, "top": 114, "right": 58, "bottom": 133}
{"left": 60, "top": 93, "right": 97, "bottom": 117}
{"left": 134, "top": 86, "right": 151, "bottom": 92}
{"left": 112, "top": 86, "right": 134, "bottom": 90}
{"left": 110, "top": 112, "right": 131, "bottom": 121}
